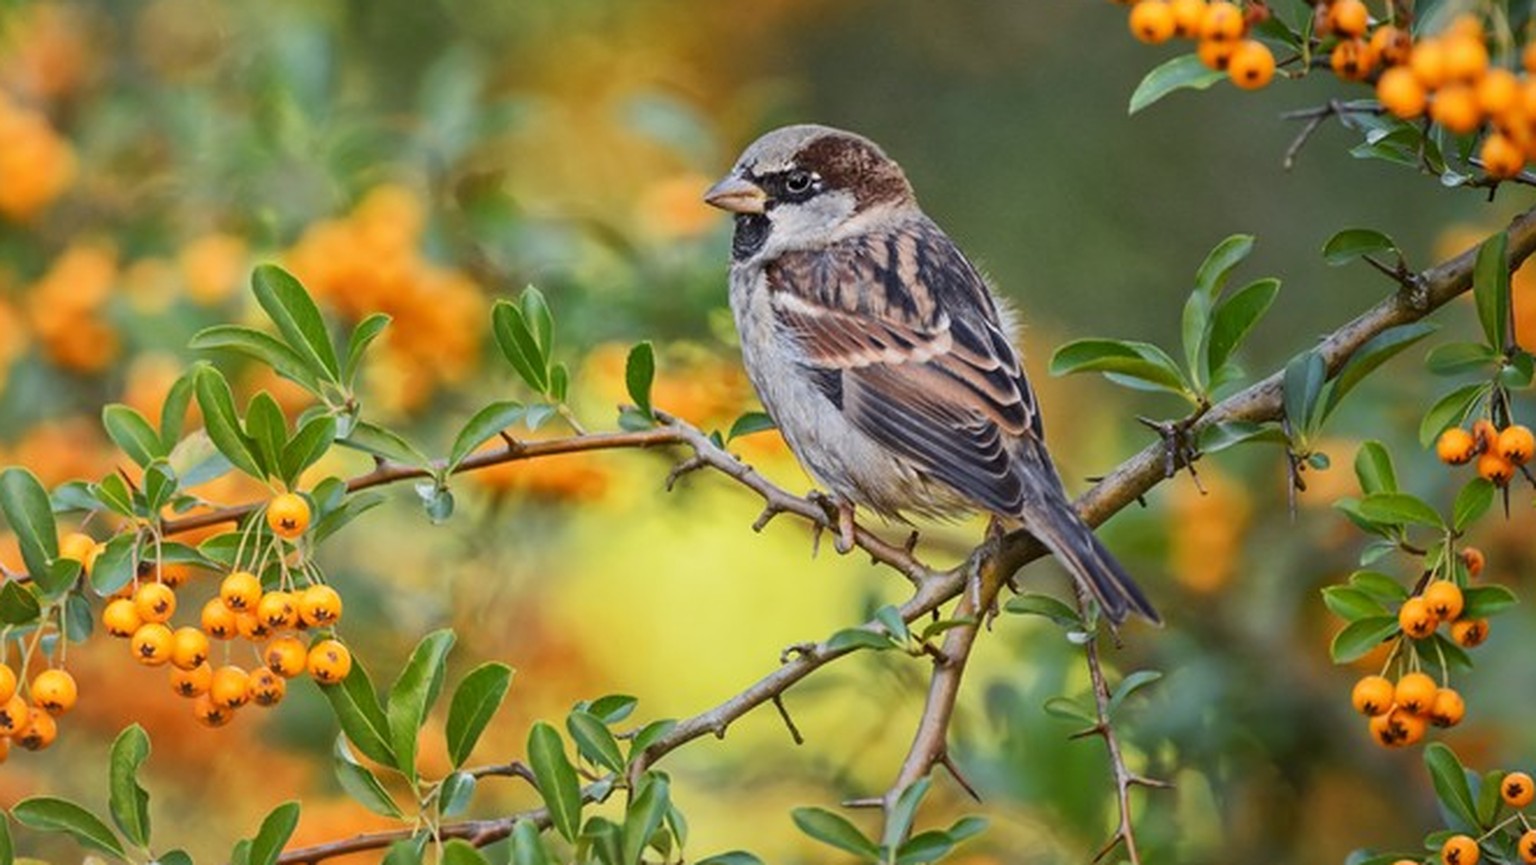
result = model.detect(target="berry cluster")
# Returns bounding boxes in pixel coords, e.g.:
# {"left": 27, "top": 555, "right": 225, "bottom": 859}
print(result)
{"left": 1349, "top": 548, "right": 1490, "bottom": 748}
{"left": 93, "top": 493, "right": 352, "bottom": 730}
{"left": 1122, "top": 0, "right": 1277, "bottom": 89}
{"left": 1436, "top": 420, "right": 1535, "bottom": 487}
{"left": 0, "top": 664, "right": 75, "bottom": 756}
{"left": 1427, "top": 772, "right": 1536, "bottom": 864}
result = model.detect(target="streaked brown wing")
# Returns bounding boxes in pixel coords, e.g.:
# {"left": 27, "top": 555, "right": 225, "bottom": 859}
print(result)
{"left": 764, "top": 217, "right": 1043, "bottom": 515}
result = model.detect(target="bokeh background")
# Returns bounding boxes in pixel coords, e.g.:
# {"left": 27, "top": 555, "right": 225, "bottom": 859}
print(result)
{"left": 2, "top": 1, "right": 1536, "bottom": 863}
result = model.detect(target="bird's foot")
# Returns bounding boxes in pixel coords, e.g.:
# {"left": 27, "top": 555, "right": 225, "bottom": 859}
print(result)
{"left": 807, "top": 491, "right": 857, "bottom": 554}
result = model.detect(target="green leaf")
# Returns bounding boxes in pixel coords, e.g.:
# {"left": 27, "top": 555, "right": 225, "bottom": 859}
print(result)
{"left": 622, "top": 774, "right": 670, "bottom": 865}
{"left": 311, "top": 491, "right": 385, "bottom": 545}
{"left": 93, "top": 474, "right": 136, "bottom": 518}
{"left": 1207, "top": 278, "right": 1280, "bottom": 374}
{"left": 441, "top": 839, "right": 490, "bottom": 865}
{"left": 102, "top": 405, "right": 167, "bottom": 468}
{"left": 0, "top": 817, "right": 12, "bottom": 865}
{"left": 446, "top": 662, "right": 514, "bottom": 768}
{"left": 89, "top": 534, "right": 136, "bottom": 597}
{"left": 587, "top": 694, "right": 637, "bottom": 725}
{"left": 521, "top": 287, "right": 554, "bottom": 356}
{"left": 344, "top": 313, "right": 391, "bottom": 385}
{"left": 1322, "top": 586, "right": 1390, "bottom": 621}
{"left": 1473, "top": 232, "right": 1511, "bottom": 350}
{"left": 160, "top": 372, "right": 196, "bottom": 451}
{"left": 727, "top": 412, "right": 775, "bottom": 441}
{"left": 1453, "top": 479, "right": 1495, "bottom": 531}
{"left": 448, "top": 401, "right": 525, "bottom": 471}
{"left": 695, "top": 853, "right": 765, "bottom": 865}
{"left": 1349, "top": 570, "right": 1409, "bottom": 602}
{"left": 194, "top": 366, "right": 265, "bottom": 479}
{"left": 626, "top": 342, "right": 655, "bottom": 417}
{"left": 1477, "top": 769, "right": 1507, "bottom": 829}
{"left": 1330, "top": 616, "right": 1399, "bottom": 663}
{"left": 387, "top": 629, "right": 457, "bottom": 780}
{"left": 439, "top": 771, "right": 476, "bottom": 818}
{"left": 874, "top": 604, "right": 909, "bottom": 644}
{"left": 108, "top": 725, "right": 151, "bottom": 848}
{"left": 826, "top": 628, "right": 897, "bottom": 652}
{"left": 628, "top": 719, "right": 677, "bottom": 760}
{"left": 1353, "top": 442, "right": 1397, "bottom": 495}
{"left": 1462, "top": 584, "right": 1518, "bottom": 618}
{"left": 1425, "top": 743, "right": 1481, "bottom": 831}
{"left": 1107, "top": 670, "right": 1163, "bottom": 716}
{"left": 1181, "top": 290, "right": 1211, "bottom": 389}
{"left": 1282, "top": 351, "right": 1326, "bottom": 435}
{"left": 247, "top": 801, "right": 301, "bottom": 865}
{"left": 1419, "top": 383, "right": 1489, "bottom": 448}
{"left": 0, "top": 581, "right": 40, "bottom": 625}
{"left": 1357, "top": 492, "right": 1444, "bottom": 528}
{"left": 251, "top": 264, "right": 340, "bottom": 381}
{"left": 168, "top": 431, "right": 234, "bottom": 487}
{"left": 33, "top": 557, "right": 79, "bottom": 601}
{"left": 280, "top": 415, "right": 337, "bottom": 488}
{"left": 1128, "top": 53, "right": 1226, "bottom": 115}
{"left": 1199, "top": 420, "right": 1287, "bottom": 454}
{"left": 896, "top": 831, "right": 963, "bottom": 865}
{"left": 1322, "top": 228, "right": 1399, "bottom": 266}
{"left": 381, "top": 836, "right": 428, "bottom": 865}
{"left": 245, "top": 393, "right": 288, "bottom": 480}
{"left": 0, "top": 468, "right": 58, "bottom": 583}
{"left": 882, "top": 777, "right": 930, "bottom": 852}
{"left": 492, "top": 300, "right": 549, "bottom": 392}
{"left": 1049, "top": 339, "right": 1190, "bottom": 394}
{"left": 1042, "top": 696, "right": 1097, "bottom": 725}
{"left": 1004, "top": 593, "right": 1082, "bottom": 628}
{"left": 333, "top": 738, "right": 405, "bottom": 819}
{"left": 340, "top": 421, "right": 429, "bottom": 468}
{"left": 566, "top": 710, "right": 625, "bottom": 774}
{"left": 1194, "top": 234, "right": 1257, "bottom": 301}
{"left": 11, "top": 797, "right": 126, "bottom": 859}
{"left": 319, "top": 657, "right": 396, "bottom": 766}
{"left": 1324, "top": 322, "right": 1439, "bottom": 420}
{"left": 528, "top": 721, "right": 583, "bottom": 842}
{"left": 510, "top": 821, "right": 554, "bottom": 865}
{"left": 188, "top": 325, "right": 323, "bottom": 394}
{"left": 791, "top": 808, "right": 880, "bottom": 859}
{"left": 1426, "top": 341, "right": 1499, "bottom": 376}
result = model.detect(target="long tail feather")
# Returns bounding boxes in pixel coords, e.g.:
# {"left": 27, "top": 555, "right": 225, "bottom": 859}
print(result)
{"left": 1022, "top": 498, "right": 1160, "bottom": 626}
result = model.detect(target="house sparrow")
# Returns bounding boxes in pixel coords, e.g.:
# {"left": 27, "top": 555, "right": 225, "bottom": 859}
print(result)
{"left": 703, "top": 124, "right": 1158, "bottom": 624}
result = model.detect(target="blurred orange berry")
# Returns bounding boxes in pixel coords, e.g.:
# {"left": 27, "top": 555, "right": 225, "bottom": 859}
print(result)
{"left": 1430, "top": 84, "right": 1482, "bottom": 135}
{"left": 170, "top": 661, "right": 212, "bottom": 698}
{"left": 1451, "top": 617, "right": 1489, "bottom": 648}
{"left": 177, "top": 232, "right": 247, "bottom": 306}
{"left": 1504, "top": 771, "right": 1536, "bottom": 807}
{"left": 256, "top": 591, "right": 297, "bottom": 630}
{"left": 220, "top": 571, "right": 261, "bottom": 611}
{"left": 1460, "top": 547, "right": 1485, "bottom": 577}
{"left": 0, "top": 92, "right": 77, "bottom": 221}
{"left": 192, "top": 694, "right": 233, "bottom": 727}
{"left": 1481, "top": 133, "right": 1526, "bottom": 181}
{"left": 1477, "top": 68, "right": 1520, "bottom": 117}
{"left": 1330, "top": 39, "right": 1375, "bottom": 80}
{"left": 1329, "top": 0, "right": 1369, "bottom": 37}
{"left": 1519, "top": 830, "right": 1536, "bottom": 864}
{"left": 1169, "top": 0, "right": 1206, "bottom": 37}
{"left": 1429, "top": 688, "right": 1465, "bottom": 727}
{"left": 1200, "top": 1, "right": 1244, "bottom": 40}
{"left": 170, "top": 626, "right": 210, "bottom": 670}
{"left": 247, "top": 667, "right": 286, "bottom": 707}
{"left": 209, "top": 665, "right": 251, "bottom": 709}
{"left": 1442, "top": 34, "right": 1489, "bottom": 82}
{"left": 1443, "top": 834, "right": 1479, "bottom": 865}
{"left": 103, "top": 598, "right": 142, "bottom": 637}
{"left": 1398, "top": 597, "right": 1438, "bottom": 639}
{"left": 1378, "top": 66, "right": 1428, "bottom": 118}
{"left": 1409, "top": 39, "right": 1448, "bottom": 90}
{"left": 1350, "top": 674, "right": 1394, "bottom": 716}
{"left": 1423, "top": 581, "right": 1465, "bottom": 622}
{"left": 1129, "top": 0, "right": 1177, "bottom": 44}
{"left": 1227, "top": 40, "right": 1275, "bottom": 89}
{"left": 134, "top": 582, "right": 176, "bottom": 624}
{"left": 30, "top": 669, "right": 76, "bottom": 715}
{"left": 16, "top": 706, "right": 57, "bottom": 750}
{"left": 1394, "top": 671, "right": 1437, "bottom": 714}
{"left": 201, "top": 597, "right": 238, "bottom": 640}
{"left": 1498, "top": 424, "right": 1535, "bottom": 464}
{"left": 1437, "top": 427, "right": 1477, "bottom": 464}
{"left": 0, "top": 693, "right": 27, "bottom": 735}
{"left": 1477, "top": 451, "right": 1514, "bottom": 486}
{"left": 1370, "top": 706, "right": 1427, "bottom": 747}
{"left": 1197, "top": 38, "right": 1237, "bottom": 71}
{"left": 0, "top": 664, "right": 15, "bottom": 704}
{"left": 1369, "top": 25, "right": 1412, "bottom": 66}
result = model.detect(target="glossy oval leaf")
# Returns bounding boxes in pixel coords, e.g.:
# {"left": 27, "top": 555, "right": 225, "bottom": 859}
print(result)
{"left": 1425, "top": 743, "right": 1481, "bottom": 832}
{"left": 1330, "top": 615, "right": 1399, "bottom": 663}
{"left": 188, "top": 325, "right": 323, "bottom": 394}
{"left": 1453, "top": 479, "right": 1495, "bottom": 531}
{"left": 1357, "top": 492, "right": 1443, "bottom": 528}
{"left": 11, "top": 797, "right": 126, "bottom": 859}
{"left": 622, "top": 774, "right": 670, "bottom": 865}
{"left": 566, "top": 710, "right": 625, "bottom": 775}
{"left": 102, "top": 405, "right": 167, "bottom": 468}
{"left": 790, "top": 807, "right": 879, "bottom": 859}
{"left": 108, "top": 724, "right": 152, "bottom": 848}
{"left": 1325, "top": 322, "right": 1439, "bottom": 420}
{"left": 251, "top": 264, "right": 340, "bottom": 381}
{"left": 528, "top": 721, "right": 583, "bottom": 842}
{"left": 441, "top": 839, "right": 490, "bottom": 865}
{"left": 194, "top": 366, "right": 265, "bottom": 479}
{"left": 1426, "top": 341, "right": 1498, "bottom": 376}
{"left": 1049, "top": 339, "right": 1190, "bottom": 393}
{"left": 446, "top": 662, "right": 513, "bottom": 768}
{"left": 1462, "top": 584, "right": 1518, "bottom": 619}
{"left": 626, "top": 342, "right": 655, "bottom": 417}
{"left": 1128, "top": 54, "right": 1225, "bottom": 115}
{"left": 333, "top": 738, "right": 404, "bottom": 819}
{"left": 448, "top": 402, "right": 525, "bottom": 471}
{"left": 1353, "top": 441, "right": 1397, "bottom": 496}
{"left": 1419, "top": 383, "right": 1489, "bottom": 447}
{"left": 492, "top": 300, "right": 549, "bottom": 392}
{"left": 318, "top": 657, "right": 396, "bottom": 766}
{"left": 247, "top": 800, "right": 301, "bottom": 865}
{"left": 386, "top": 629, "right": 457, "bottom": 780}
{"left": 1207, "top": 278, "right": 1280, "bottom": 373}
{"left": 1322, "top": 228, "right": 1399, "bottom": 266}
{"left": 0, "top": 467, "right": 58, "bottom": 582}
{"left": 1473, "top": 232, "right": 1510, "bottom": 350}
{"left": 343, "top": 313, "right": 391, "bottom": 385}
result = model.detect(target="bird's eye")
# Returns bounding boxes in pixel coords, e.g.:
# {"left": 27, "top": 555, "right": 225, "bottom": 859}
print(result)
{"left": 784, "top": 170, "right": 816, "bottom": 195}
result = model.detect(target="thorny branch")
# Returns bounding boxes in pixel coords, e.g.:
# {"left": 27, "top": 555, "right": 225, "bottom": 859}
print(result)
{"left": 263, "top": 203, "right": 1536, "bottom": 861}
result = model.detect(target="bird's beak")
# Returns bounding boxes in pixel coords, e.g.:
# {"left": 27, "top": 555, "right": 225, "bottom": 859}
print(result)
{"left": 703, "top": 175, "right": 767, "bottom": 215}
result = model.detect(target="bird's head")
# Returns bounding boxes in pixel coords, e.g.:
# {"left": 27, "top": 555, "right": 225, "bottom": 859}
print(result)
{"left": 704, "top": 124, "right": 915, "bottom": 261}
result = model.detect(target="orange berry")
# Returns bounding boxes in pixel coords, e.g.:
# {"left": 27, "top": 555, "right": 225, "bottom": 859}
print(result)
{"left": 58, "top": 532, "right": 95, "bottom": 568}
{"left": 1443, "top": 35, "right": 1490, "bottom": 82}
{"left": 1443, "top": 833, "right": 1480, "bottom": 865}
{"left": 256, "top": 591, "right": 296, "bottom": 630}
{"left": 1482, "top": 133, "right": 1526, "bottom": 180}
{"left": 1378, "top": 66, "right": 1428, "bottom": 118}
{"left": 1498, "top": 424, "right": 1535, "bottom": 464}
{"left": 30, "top": 669, "right": 76, "bottom": 715}
{"left": 192, "top": 694, "right": 234, "bottom": 728}
{"left": 170, "top": 627, "right": 210, "bottom": 670}
{"left": 1452, "top": 617, "right": 1489, "bottom": 648}
{"left": 1526, "top": 41, "right": 1536, "bottom": 75}
{"left": 1329, "top": 0, "right": 1369, "bottom": 37}
{"left": 1200, "top": 1, "right": 1245, "bottom": 40}
{"left": 201, "top": 598, "right": 238, "bottom": 640}
{"left": 1477, "top": 68, "right": 1521, "bottom": 117}
{"left": 1370, "top": 706, "right": 1428, "bottom": 747}
{"left": 209, "top": 665, "right": 251, "bottom": 709}
{"left": 1198, "top": 38, "right": 1237, "bottom": 70}
{"left": 1130, "top": 0, "right": 1177, "bottom": 44}
{"left": 1460, "top": 547, "right": 1486, "bottom": 577}
{"left": 1504, "top": 771, "right": 1536, "bottom": 808}
{"left": 266, "top": 493, "right": 312, "bottom": 540}
{"left": 1331, "top": 39, "right": 1376, "bottom": 80}
{"left": 1430, "top": 687, "right": 1466, "bottom": 727}
{"left": 1228, "top": 40, "right": 1275, "bottom": 89}
{"left": 131, "top": 623, "right": 174, "bottom": 666}
{"left": 1430, "top": 83, "right": 1483, "bottom": 135}
{"left": 220, "top": 571, "right": 261, "bottom": 611}
{"left": 1424, "top": 581, "right": 1465, "bottom": 622}
{"left": 0, "top": 694, "right": 27, "bottom": 735}
{"left": 1477, "top": 451, "right": 1515, "bottom": 486}
{"left": 1447, "top": 14, "right": 1484, "bottom": 41}
{"left": 298, "top": 584, "right": 343, "bottom": 626}
{"left": 264, "top": 636, "right": 309, "bottom": 678}
{"left": 1395, "top": 671, "right": 1438, "bottom": 714}
{"left": 1410, "top": 39, "right": 1449, "bottom": 90}
{"left": 157, "top": 563, "right": 193, "bottom": 589}
{"left": 247, "top": 667, "right": 286, "bottom": 707}
{"left": 169, "top": 662, "right": 212, "bottom": 698}
{"left": 1437, "top": 427, "right": 1478, "bottom": 464}
{"left": 16, "top": 708, "right": 57, "bottom": 751}
{"left": 236, "top": 611, "right": 272, "bottom": 641}
{"left": 307, "top": 639, "right": 353, "bottom": 684}
{"left": 1351, "top": 674, "right": 1395, "bottom": 716}
{"left": 0, "top": 665, "right": 15, "bottom": 704}
{"left": 1398, "top": 597, "right": 1438, "bottom": 640}
{"left": 1370, "top": 25, "right": 1413, "bottom": 66}
{"left": 1170, "top": 0, "right": 1207, "bottom": 37}
{"left": 1519, "top": 829, "right": 1536, "bottom": 864}
{"left": 133, "top": 582, "right": 176, "bottom": 624}
{"left": 1474, "top": 419, "right": 1500, "bottom": 450}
